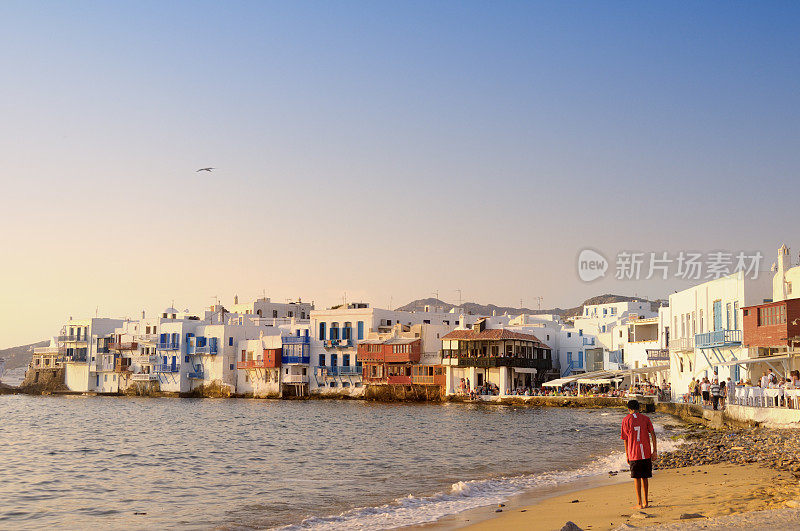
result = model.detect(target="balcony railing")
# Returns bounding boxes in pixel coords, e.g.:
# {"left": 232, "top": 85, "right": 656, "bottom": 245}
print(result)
{"left": 34, "top": 346, "right": 64, "bottom": 355}
{"left": 646, "top": 348, "right": 670, "bottom": 362}
{"left": 281, "top": 355, "right": 310, "bottom": 365}
{"left": 582, "top": 337, "right": 596, "bottom": 346}
{"left": 283, "top": 374, "right": 309, "bottom": 384}
{"left": 157, "top": 342, "right": 180, "bottom": 351}
{"left": 668, "top": 336, "right": 694, "bottom": 351}
{"left": 447, "top": 356, "right": 547, "bottom": 369}
{"left": 95, "top": 362, "right": 116, "bottom": 372}
{"left": 282, "top": 335, "right": 311, "bottom": 345}
{"left": 153, "top": 364, "right": 179, "bottom": 373}
{"left": 58, "top": 335, "right": 87, "bottom": 344}
{"left": 237, "top": 359, "right": 274, "bottom": 369}
{"left": 387, "top": 375, "right": 412, "bottom": 385}
{"left": 193, "top": 345, "right": 218, "bottom": 355}
{"left": 188, "top": 370, "right": 204, "bottom": 380}
{"left": 131, "top": 354, "right": 157, "bottom": 364}
{"left": 324, "top": 338, "right": 353, "bottom": 348}
{"left": 109, "top": 341, "right": 138, "bottom": 351}
{"left": 130, "top": 373, "right": 158, "bottom": 381}
{"left": 135, "top": 334, "right": 159, "bottom": 344}
{"left": 695, "top": 329, "right": 742, "bottom": 349}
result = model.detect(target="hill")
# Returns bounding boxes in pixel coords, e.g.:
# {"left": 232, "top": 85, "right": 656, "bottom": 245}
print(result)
{"left": 395, "top": 294, "right": 664, "bottom": 318}
{"left": 0, "top": 341, "right": 48, "bottom": 370}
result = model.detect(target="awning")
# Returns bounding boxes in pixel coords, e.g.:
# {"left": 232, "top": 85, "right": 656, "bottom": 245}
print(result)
{"left": 542, "top": 365, "right": 669, "bottom": 387}
{"left": 577, "top": 377, "right": 623, "bottom": 385}
{"left": 711, "top": 354, "right": 793, "bottom": 367}
{"left": 513, "top": 367, "right": 538, "bottom": 374}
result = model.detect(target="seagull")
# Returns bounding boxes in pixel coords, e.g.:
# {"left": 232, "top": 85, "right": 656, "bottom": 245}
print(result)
{"left": 196, "top": 167, "right": 215, "bottom": 172}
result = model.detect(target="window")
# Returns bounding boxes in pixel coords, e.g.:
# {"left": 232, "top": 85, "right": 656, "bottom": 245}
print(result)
{"left": 229, "top": 364, "right": 234, "bottom": 370}
{"left": 726, "top": 303, "right": 732, "bottom": 330}
{"left": 228, "top": 337, "right": 233, "bottom": 346}
{"left": 567, "top": 332, "right": 571, "bottom": 338}
{"left": 734, "top": 302, "right": 739, "bottom": 329}
{"left": 357, "top": 321, "right": 364, "bottom": 340}
{"left": 578, "top": 329, "right": 583, "bottom": 336}
{"left": 273, "top": 310, "right": 278, "bottom": 318}
{"left": 789, "top": 282, "right": 794, "bottom": 295}
{"left": 319, "top": 322, "right": 326, "bottom": 340}
{"left": 319, "top": 354, "right": 325, "bottom": 366}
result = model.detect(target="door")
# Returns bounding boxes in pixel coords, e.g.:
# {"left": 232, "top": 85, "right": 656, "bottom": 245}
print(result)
{"left": 713, "top": 301, "right": 723, "bottom": 331}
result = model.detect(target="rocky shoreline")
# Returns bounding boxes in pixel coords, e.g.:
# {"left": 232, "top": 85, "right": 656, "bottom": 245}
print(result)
{"left": 657, "top": 424, "right": 800, "bottom": 474}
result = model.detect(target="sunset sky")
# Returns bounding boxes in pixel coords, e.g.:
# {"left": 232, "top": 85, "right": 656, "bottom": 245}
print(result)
{"left": 1, "top": 1, "right": 799, "bottom": 348}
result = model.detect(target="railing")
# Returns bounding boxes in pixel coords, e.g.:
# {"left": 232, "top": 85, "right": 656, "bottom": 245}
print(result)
{"left": 695, "top": 329, "right": 742, "bottom": 349}
{"left": 67, "top": 353, "right": 88, "bottom": 362}
{"left": 194, "top": 345, "right": 218, "bottom": 355}
{"left": 646, "top": 348, "right": 670, "bottom": 362}
{"left": 58, "top": 335, "right": 87, "bottom": 343}
{"left": 324, "top": 338, "right": 353, "bottom": 348}
{"left": 109, "top": 342, "right": 138, "bottom": 351}
{"left": 412, "top": 375, "right": 435, "bottom": 385}
{"left": 187, "top": 370, "right": 204, "bottom": 379}
{"left": 450, "top": 356, "right": 547, "bottom": 369}
{"left": 282, "top": 335, "right": 311, "bottom": 345}
{"left": 281, "top": 355, "right": 310, "bottom": 364}
{"left": 131, "top": 373, "right": 158, "bottom": 381}
{"left": 561, "top": 360, "right": 575, "bottom": 378}
{"left": 153, "top": 364, "right": 179, "bottom": 373}
{"left": 582, "top": 337, "right": 596, "bottom": 346}
{"left": 338, "top": 366, "right": 363, "bottom": 376}
{"left": 237, "top": 359, "right": 274, "bottom": 369}
{"left": 96, "top": 347, "right": 110, "bottom": 354}
{"left": 283, "top": 374, "right": 309, "bottom": 384}
{"left": 134, "top": 334, "right": 159, "bottom": 343}
{"left": 387, "top": 375, "right": 412, "bottom": 385}
{"left": 95, "top": 362, "right": 116, "bottom": 372}
{"left": 114, "top": 361, "right": 132, "bottom": 373}
{"left": 157, "top": 341, "right": 180, "bottom": 351}
{"left": 668, "top": 336, "right": 695, "bottom": 351}
{"left": 131, "top": 354, "right": 157, "bottom": 364}
{"left": 34, "top": 346, "right": 64, "bottom": 355}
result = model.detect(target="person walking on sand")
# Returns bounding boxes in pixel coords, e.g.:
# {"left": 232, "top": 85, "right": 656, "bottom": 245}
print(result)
{"left": 621, "top": 399, "right": 657, "bottom": 510}
{"left": 710, "top": 378, "right": 722, "bottom": 410}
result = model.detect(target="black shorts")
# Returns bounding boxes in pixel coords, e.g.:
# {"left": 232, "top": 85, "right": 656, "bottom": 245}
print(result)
{"left": 629, "top": 458, "right": 653, "bottom": 479}
{"left": 702, "top": 391, "right": 709, "bottom": 401}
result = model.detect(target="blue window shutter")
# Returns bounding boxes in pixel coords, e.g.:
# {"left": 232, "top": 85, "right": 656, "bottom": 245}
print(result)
{"left": 358, "top": 322, "right": 364, "bottom": 340}
{"left": 319, "top": 323, "right": 326, "bottom": 340}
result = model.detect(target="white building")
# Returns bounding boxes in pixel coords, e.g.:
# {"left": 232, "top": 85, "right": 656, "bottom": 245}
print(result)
{"left": 667, "top": 271, "right": 772, "bottom": 399}
{"left": 61, "top": 317, "right": 127, "bottom": 392}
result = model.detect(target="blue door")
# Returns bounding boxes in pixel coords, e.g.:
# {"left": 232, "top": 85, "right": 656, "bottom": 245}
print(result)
{"left": 713, "top": 301, "right": 723, "bottom": 330}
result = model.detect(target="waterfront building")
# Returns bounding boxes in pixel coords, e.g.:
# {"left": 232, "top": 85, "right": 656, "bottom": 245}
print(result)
{"left": 505, "top": 314, "right": 596, "bottom": 378}
{"left": 58, "top": 318, "right": 127, "bottom": 392}
{"left": 441, "top": 318, "right": 552, "bottom": 395}
{"left": 667, "top": 270, "right": 772, "bottom": 399}
{"left": 309, "top": 303, "right": 473, "bottom": 396}
{"left": 227, "top": 296, "right": 314, "bottom": 321}
{"left": 236, "top": 332, "right": 283, "bottom": 397}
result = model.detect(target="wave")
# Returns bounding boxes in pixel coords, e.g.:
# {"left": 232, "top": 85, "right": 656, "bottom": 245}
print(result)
{"left": 278, "top": 436, "right": 682, "bottom": 531}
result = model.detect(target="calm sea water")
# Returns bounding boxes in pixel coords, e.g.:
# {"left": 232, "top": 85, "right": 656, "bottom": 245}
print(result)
{"left": 0, "top": 396, "right": 673, "bottom": 530}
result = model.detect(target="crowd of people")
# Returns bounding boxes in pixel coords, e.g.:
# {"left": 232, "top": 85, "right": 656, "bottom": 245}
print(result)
{"left": 685, "top": 369, "right": 800, "bottom": 409}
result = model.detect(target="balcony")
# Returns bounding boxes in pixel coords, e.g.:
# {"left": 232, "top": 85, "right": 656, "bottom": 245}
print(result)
{"left": 412, "top": 374, "right": 446, "bottom": 386}
{"left": 324, "top": 338, "right": 353, "bottom": 348}
{"left": 109, "top": 341, "right": 138, "bottom": 351}
{"left": 193, "top": 345, "right": 218, "bottom": 355}
{"left": 135, "top": 334, "right": 159, "bottom": 344}
{"left": 338, "top": 366, "right": 363, "bottom": 376}
{"left": 34, "top": 346, "right": 65, "bottom": 355}
{"left": 283, "top": 374, "right": 309, "bottom": 384}
{"left": 131, "top": 354, "right": 157, "bottom": 364}
{"left": 114, "top": 361, "right": 132, "bottom": 373}
{"left": 448, "top": 356, "right": 547, "bottom": 369}
{"left": 95, "top": 362, "right": 116, "bottom": 372}
{"left": 188, "top": 370, "right": 204, "bottom": 380}
{"left": 154, "top": 364, "right": 179, "bottom": 373}
{"left": 282, "top": 335, "right": 311, "bottom": 345}
{"left": 58, "top": 335, "right": 87, "bottom": 344}
{"left": 387, "top": 375, "right": 412, "bottom": 385}
{"left": 237, "top": 359, "right": 274, "bottom": 370}
{"left": 157, "top": 342, "right": 180, "bottom": 351}
{"left": 131, "top": 373, "right": 158, "bottom": 381}
{"left": 582, "top": 337, "right": 596, "bottom": 346}
{"left": 281, "top": 355, "right": 310, "bottom": 365}
{"left": 646, "top": 348, "right": 670, "bottom": 362}
{"left": 695, "top": 329, "right": 742, "bottom": 349}
{"left": 668, "top": 336, "right": 694, "bottom": 352}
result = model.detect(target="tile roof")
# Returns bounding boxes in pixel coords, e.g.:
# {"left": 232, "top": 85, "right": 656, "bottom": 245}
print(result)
{"left": 441, "top": 328, "right": 550, "bottom": 348}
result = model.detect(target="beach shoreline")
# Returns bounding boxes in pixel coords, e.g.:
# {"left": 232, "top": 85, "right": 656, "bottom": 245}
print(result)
{"left": 417, "top": 422, "right": 800, "bottom": 531}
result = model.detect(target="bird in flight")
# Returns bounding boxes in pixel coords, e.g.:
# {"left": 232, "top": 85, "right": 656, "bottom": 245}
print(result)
{"left": 196, "top": 167, "right": 215, "bottom": 172}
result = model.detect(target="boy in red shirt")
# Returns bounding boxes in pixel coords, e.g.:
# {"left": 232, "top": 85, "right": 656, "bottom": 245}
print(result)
{"left": 620, "top": 399, "right": 658, "bottom": 509}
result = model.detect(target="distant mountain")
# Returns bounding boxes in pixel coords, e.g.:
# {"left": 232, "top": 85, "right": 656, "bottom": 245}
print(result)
{"left": 395, "top": 294, "right": 665, "bottom": 319}
{"left": 0, "top": 341, "right": 48, "bottom": 370}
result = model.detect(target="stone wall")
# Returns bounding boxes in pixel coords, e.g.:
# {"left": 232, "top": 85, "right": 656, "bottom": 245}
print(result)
{"left": 20, "top": 367, "right": 67, "bottom": 393}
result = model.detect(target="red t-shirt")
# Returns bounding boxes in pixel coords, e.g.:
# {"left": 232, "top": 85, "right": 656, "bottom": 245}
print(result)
{"left": 621, "top": 412, "right": 654, "bottom": 461}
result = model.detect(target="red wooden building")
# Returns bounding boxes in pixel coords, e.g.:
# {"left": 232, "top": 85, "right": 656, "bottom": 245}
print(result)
{"left": 237, "top": 347, "right": 282, "bottom": 369}
{"left": 357, "top": 337, "right": 421, "bottom": 385}
{"left": 742, "top": 298, "right": 800, "bottom": 354}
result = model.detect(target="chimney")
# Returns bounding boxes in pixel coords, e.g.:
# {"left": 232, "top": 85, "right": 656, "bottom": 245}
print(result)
{"left": 234, "top": 294, "right": 239, "bottom": 305}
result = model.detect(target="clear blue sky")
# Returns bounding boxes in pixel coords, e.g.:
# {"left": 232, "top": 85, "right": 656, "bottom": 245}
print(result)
{"left": 1, "top": 1, "right": 798, "bottom": 346}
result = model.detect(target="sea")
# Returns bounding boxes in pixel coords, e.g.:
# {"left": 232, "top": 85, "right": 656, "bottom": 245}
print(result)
{"left": 0, "top": 395, "right": 678, "bottom": 530}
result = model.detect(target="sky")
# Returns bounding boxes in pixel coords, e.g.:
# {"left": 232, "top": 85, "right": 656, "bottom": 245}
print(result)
{"left": 1, "top": 1, "right": 799, "bottom": 348}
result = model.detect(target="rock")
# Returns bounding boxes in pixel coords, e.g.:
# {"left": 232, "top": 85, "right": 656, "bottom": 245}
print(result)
{"left": 495, "top": 509, "right": 502, "bottom": 512}
{"left": 560, "top": 522, "right": 583, "bottom": 531}
{"left": 630, "top": 511, "right": 652, "bottom": 519}
{"left": 679, "top": 513, "right": 705, "bottom": 519}
{"left": 570, "top": 499, "right": 580, "bottom": 503}
{"left": 786, "top": 500, "right": 800, "bottom": 508}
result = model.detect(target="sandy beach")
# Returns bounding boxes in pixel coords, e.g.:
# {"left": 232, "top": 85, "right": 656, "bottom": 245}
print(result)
{"left": 455, "top": 462, "right": 799, "bottom": 530}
